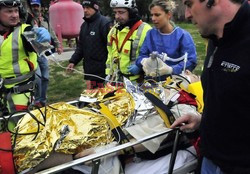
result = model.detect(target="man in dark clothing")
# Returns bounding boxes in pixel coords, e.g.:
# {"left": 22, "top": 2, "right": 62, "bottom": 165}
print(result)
{"left": 171, "top": 0, "right": 250, "bottom": 173}
{"left": 66, "top": 0, "right": 112, "bottom": 89}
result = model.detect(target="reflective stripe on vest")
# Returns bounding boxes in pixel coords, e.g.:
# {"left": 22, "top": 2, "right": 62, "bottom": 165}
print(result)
{"left": 130, "top": 22, "right": 146, "bottom": 62}
{"left": 12, "top": 26, "right": 21, "bottom": 75}
{"left": 0, "top": 24, "right": 37, "bottom": 88}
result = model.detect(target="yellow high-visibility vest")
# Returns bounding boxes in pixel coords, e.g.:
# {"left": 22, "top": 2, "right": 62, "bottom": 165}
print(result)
{"left": 0, "top": 24, "right": 37, "bottom": 88}
{"left": 106, "top": 22, "right": 151, "bottom": 81}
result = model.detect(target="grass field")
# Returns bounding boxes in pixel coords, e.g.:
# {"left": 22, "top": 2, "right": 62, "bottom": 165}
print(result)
{"left": 177, "top": 22, "right": 207, "bottom": 75}
{"left": 47, "top": 22, "right": 206, "bottom": 104}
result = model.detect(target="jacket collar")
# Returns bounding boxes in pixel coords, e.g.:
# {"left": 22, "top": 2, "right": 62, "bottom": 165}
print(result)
{"left": 83, "top": 11, "right": 100, "bottom": 23}
{"left": 117, "top": 16, "right": 141, "bottom": 31}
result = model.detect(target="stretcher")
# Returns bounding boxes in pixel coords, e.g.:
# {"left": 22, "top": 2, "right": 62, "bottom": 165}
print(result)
{"left": 0, "top": 100, "right": 198, "bottom": 174}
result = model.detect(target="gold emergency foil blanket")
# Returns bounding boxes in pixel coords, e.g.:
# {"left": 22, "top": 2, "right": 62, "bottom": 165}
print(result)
{"left": 13, "top": 89, "right": 134, "bottom": 172}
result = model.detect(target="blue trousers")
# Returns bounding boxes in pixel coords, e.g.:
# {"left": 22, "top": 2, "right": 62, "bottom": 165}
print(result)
{"left": 35, "top": 55, "right": 49, "bottom": 104}
{"left": 201, "top": 157, "right": 224, "bottom": 174}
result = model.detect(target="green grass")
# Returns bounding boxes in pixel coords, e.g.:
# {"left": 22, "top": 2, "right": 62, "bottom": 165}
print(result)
{"left": 47, "top": 61, "right": 85, "bottom": 104}
{"left": 47, "top": 23, "right": 206, "bottom": 104}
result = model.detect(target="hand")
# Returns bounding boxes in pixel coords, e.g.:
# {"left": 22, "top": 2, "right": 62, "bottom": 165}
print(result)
{"left": 141, "top": 57, "right": 172, "bottom": 77}
{"left": 128, "top": 64, "right": 140, "bottom": 75}
{"left": 105, "top": 75, "right": 111, "bottom": 83}
{"left": 34, "top": 27, "right": 51, "bottom": 43}
{"left": 158, "top": 61, "right": 173, "bottom": 75}
{"left": 56, "top": 47, "right": 63, "bottom": 55}
{"left": 66, "top": 63, "right": 75, "bottom": 73}
{"left": 73, "top": 148, "right": 95, "bottom": 159}
{"left": 160, "top": 52, "right": 168, "bottom": 61}
{"left": 170, "top": 113, "right": 201, "bottom": 132}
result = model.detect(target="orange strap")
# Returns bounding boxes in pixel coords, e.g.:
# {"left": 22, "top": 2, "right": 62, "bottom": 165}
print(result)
{"left": 114, "top": 20, "right": 143, "bottom": 53}
{"left": 3, "top": 31, "right": 10, "bottom": 39}
{"left": 24, "top": 58, "right": 35, "bottom": 71}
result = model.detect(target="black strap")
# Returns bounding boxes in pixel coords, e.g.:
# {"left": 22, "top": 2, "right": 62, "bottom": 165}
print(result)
{"left": 144, "top": 92, "right": 175, "bottom": 125}
{"left": 10, "top": 81, "right": 35, "bottom": 94}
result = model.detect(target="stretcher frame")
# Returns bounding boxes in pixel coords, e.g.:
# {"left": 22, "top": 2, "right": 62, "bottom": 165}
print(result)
{"left": 0, "top": 100, "right": 198, "bottom": 174}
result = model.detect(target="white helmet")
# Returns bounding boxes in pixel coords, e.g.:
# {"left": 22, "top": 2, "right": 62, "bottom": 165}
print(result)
{"left": 110, "top": 0, "right": 136, "bottom": 9}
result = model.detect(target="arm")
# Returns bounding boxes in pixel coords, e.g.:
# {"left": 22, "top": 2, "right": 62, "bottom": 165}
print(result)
{"left": 171, "top": 31, "right": 197, "bottom": 74}
{"left": 68, "top": 24, "right": 85, "bottom": 66}
{"left": 170, "top": 113, "right": 201, "bottom": 132}
{"left": 22, "top": 26, "right": 35, "bottom": 52}
{"left": 22, "top": 26, "right": 51, "bottom": 52}
{"left": 100, "top": 17, "right": 112, "bottom": 46}
{"left": 135, "top": 31, "right": 152, "bottom": 68}
{"left": 105, "top": 27, "right": 116, "bottom": 76}
{"left": 48, "top": 25, "right": 63, "bottom": 54}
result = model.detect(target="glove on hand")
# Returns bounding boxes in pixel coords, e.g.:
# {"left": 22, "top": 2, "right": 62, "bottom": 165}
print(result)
{"left": 128, "top": 64, "right": 141, "bottom": 75}
{"left": 34, "top": 27, "right": 51, "bottom": 43}
{"left": 141, "top": 57, "right": 173, "bottom": 77}
{"left": 105, "top": 75, "right": 111, "bottom": 83}
{"left": 150, "top": 51, "right": 168, "bottom": 62}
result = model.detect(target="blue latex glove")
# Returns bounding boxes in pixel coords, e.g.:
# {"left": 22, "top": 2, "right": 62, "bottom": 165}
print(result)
{"left": 34, "top": 27, "right": 51, "bottom": 43}
{"left": 128, "top": 64, "right": 141, "bottom": 75}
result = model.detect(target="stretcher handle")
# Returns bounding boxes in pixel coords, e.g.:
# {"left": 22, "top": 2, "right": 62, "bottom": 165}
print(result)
{"left": 168, "top": 128, "right": 181, "bottom": 174}
{"left": 91, "top": 159, "right": 101, "bottom": 174}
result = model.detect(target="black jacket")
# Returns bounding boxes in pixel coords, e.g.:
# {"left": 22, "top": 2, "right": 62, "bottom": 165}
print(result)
{"left": 200, "top": 1, "right": 250, "bottom": 173}
{"left": 69, "top": 12, "right": 111, "bottom": 81}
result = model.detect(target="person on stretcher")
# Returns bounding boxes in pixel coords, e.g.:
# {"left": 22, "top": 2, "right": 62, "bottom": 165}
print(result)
{"left": 13, "top": 71, "right": 202, "bottom": 174}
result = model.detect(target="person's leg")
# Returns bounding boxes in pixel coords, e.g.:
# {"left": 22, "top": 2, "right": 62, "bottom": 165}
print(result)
{"left": 201, "top": 157, "right": 224, "bottom": 174}
{"left": 38, "top": 56, "right": 49, "bottom": 105}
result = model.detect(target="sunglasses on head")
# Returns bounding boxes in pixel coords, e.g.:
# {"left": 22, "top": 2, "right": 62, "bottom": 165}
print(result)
{"left": 0, "top": 0, "right": 21, "bottom": 7}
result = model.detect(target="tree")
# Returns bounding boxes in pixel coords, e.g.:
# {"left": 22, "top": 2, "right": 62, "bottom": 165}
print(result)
{"left": 136, "top": 0, "right": 151, "bottom": 22}
{"left": 173, "top": 0, "right": 186, "bottom": 22}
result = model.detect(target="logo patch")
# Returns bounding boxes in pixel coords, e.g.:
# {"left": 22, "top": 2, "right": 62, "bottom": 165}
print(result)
{"left": 221, "top": 61, "right": 240, "bottom": 72}
{"left": 90, "top": 31, "right": 95, "bottom": 36}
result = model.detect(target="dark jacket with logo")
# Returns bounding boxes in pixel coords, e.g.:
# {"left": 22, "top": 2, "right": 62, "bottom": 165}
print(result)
{"left": 200, "top": 1, "right": 250, "bottom": 173}
{"left": 69, "top": 11, "right": 111, "bottom": 81}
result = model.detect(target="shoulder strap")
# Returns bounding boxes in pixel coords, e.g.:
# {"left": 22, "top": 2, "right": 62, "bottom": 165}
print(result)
{"left": 115, "top": 20, "right": 143, "bottom": 53}
{"left": 144, "top": 92, "right": 175, "bottom": 128}
{"left": 98, "top": 103, "right": 135, "bottom": 154}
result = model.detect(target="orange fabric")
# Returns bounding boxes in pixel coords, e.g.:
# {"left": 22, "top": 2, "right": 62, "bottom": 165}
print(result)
{"left": 24, "top": 58, "right": 35, "bottom": 71}
{"left": 3, "top": 31, "right": 10, "bottom": 39}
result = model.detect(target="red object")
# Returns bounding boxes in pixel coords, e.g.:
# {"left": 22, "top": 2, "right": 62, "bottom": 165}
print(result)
{"left": 0, "top": 132, "right": 15, "bottom": 174}
{"left": 177, "top": 90, "right": 198, "bottom": 107}
{"left": 190, "top": 137, "right": 201, "bottom": 157}
{"left": 49, "top": 0, "right": 84, "bottom": 39}
{"left": 113, "top": 20, "right": 143, "bottom": 53}
{"left": 15, "top": 105, "right": 28, "bottom": 111}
